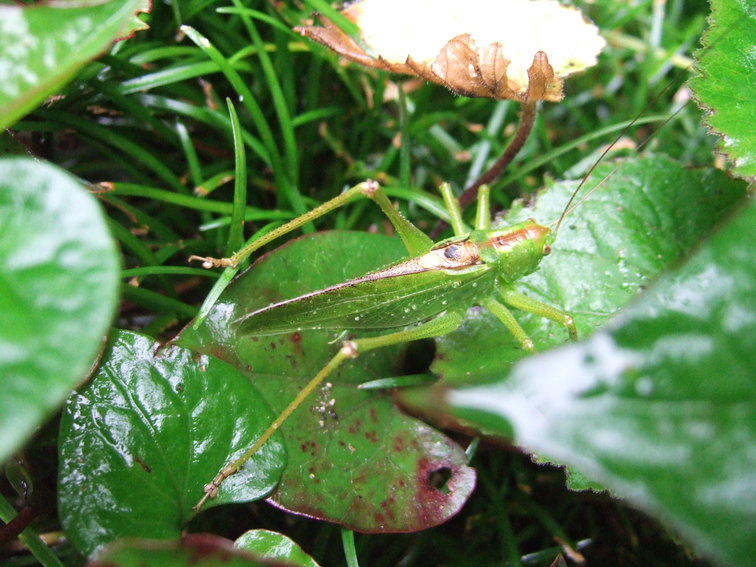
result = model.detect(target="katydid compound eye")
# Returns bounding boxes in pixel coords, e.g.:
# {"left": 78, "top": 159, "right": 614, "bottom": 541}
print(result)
{"left": 444, "top": 245, "right": 462, "bottom": 260}
{"left": 543, "top": 244, "right": 552, "bottom": 255}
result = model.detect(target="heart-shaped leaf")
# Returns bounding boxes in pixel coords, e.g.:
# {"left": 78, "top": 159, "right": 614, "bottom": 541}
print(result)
{"left": 59, "top": 330, "right": 286, "bottom": 557}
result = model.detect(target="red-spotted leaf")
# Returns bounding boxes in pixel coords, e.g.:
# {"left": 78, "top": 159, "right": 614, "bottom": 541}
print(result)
{"left": 179, "top": 232, "right": 476, "bottom": 532}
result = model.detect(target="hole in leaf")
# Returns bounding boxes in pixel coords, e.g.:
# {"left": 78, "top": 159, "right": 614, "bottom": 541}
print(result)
{"left": 427, "top": 466, "right": 453, "bottom": 494}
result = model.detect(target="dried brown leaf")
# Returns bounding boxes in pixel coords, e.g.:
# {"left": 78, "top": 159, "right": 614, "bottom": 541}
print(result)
{"left": 297, "top": 18, "right": 563, "bottom": 102}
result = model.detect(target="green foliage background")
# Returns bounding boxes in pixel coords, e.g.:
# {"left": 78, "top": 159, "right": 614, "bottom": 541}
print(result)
{"left": 0, "top": 1, "right": 753, "bottom": 566}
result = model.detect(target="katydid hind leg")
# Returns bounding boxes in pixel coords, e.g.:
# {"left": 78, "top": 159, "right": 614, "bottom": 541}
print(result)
{"left": 191, "top": 180, "right": 432, "bottom": 269}
{"left": 190, "top": 181, "right": 433, "bottom": 326}
{"left": 194, "top": 310, "right": 465, "bottom": 511}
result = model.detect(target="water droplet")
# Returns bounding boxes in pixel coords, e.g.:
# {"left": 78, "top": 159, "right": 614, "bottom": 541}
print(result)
{"left": 635, "top": 378, "right": 653, "bottom": 397}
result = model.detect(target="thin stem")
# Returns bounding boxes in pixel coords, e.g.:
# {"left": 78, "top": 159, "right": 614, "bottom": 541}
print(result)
{"left": 430, "top": 100, "right": 538, "bottom": 238}
{"left": 0, "top": 495, "right": 65, "bottom": 567}
{"left": 341, "top": 529, "right": 360, "bottom": 567}
{"left": 458, "top": 99, "right": 538, "bottom": 210}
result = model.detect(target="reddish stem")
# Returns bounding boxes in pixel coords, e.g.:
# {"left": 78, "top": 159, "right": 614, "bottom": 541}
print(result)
{"left": 0, "top": 506, "right": 36, "bottom": 544}
{"left": 459, "top": 100, "right": 538, "bottom": 208}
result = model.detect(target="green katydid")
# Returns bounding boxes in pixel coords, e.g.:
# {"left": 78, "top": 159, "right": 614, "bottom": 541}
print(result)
{"left": 187, "top": 21, "right": 704, "bottom": 508}
{"left": 191, "top": 174, "right": 581, "bottom": 511}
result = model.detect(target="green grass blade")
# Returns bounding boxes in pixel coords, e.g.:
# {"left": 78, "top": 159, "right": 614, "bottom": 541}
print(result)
{"left": 121, "top": 284, "right": 197, "bottom": 318}
{"left": 229, "top": 2, "right": 304, "bottom": 211}
{"left": 181, "top": 26, "right": 305, "bottom": 218}
{"left": 226, "top": 98, "right": 247, "bottom": 256}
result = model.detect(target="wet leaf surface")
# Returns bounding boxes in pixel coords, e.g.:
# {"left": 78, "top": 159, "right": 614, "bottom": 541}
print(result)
{"left": 59, "top": 330, "right": 286, "bottom": 557}
{"left": 235, "top": 529, "right": 321, "bottom": 567}
{"left": 418, "top": 194, "right": 756, "bottom": 566}
{"left": 433, "top": 155, "right": 747, "bottom": 385}
{"left": 0, "top": 158, "right": 119, "bottom": 461}
{"left": 179, "top": 232, "right": 476, "bottom": 532}
{"left": 0, "top": 0, "right": 150, "bottom": 129}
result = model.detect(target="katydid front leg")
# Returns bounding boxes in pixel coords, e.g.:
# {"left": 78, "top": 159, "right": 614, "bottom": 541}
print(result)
{"left": 193, "top": 310, "right": 465, "bottom": 511}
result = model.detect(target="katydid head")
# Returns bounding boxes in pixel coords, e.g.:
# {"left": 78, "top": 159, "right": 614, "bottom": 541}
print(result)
{"left": 517, "top": 220, "right": 554, "bottom": 259}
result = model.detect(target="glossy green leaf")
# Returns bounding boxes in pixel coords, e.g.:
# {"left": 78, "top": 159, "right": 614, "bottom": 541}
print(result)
{"left": 433, "top": 155, "right": 747, "bottom": 385}
{"left": 689, "top": 0, "right": 756, "bottom": 179}
{"left": 435, "top": 198, "right": 756, "bottom": 567}
{"left": 235, "top": 530, "right": 321, "bottom": 567}
{"left": 0, "top": 0, "right": 151, "bottom": 130}
{"left": 179, "top": 232, "right": 476, "bottom": 532}
{"left": 59, "top": 330, "right": 286, "bottom": 557}
{"left": 90, "top": 534, "right": 296, "bottom": 567}
{"left": 0, "top": 157, "right": 119, "bottom": 461}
